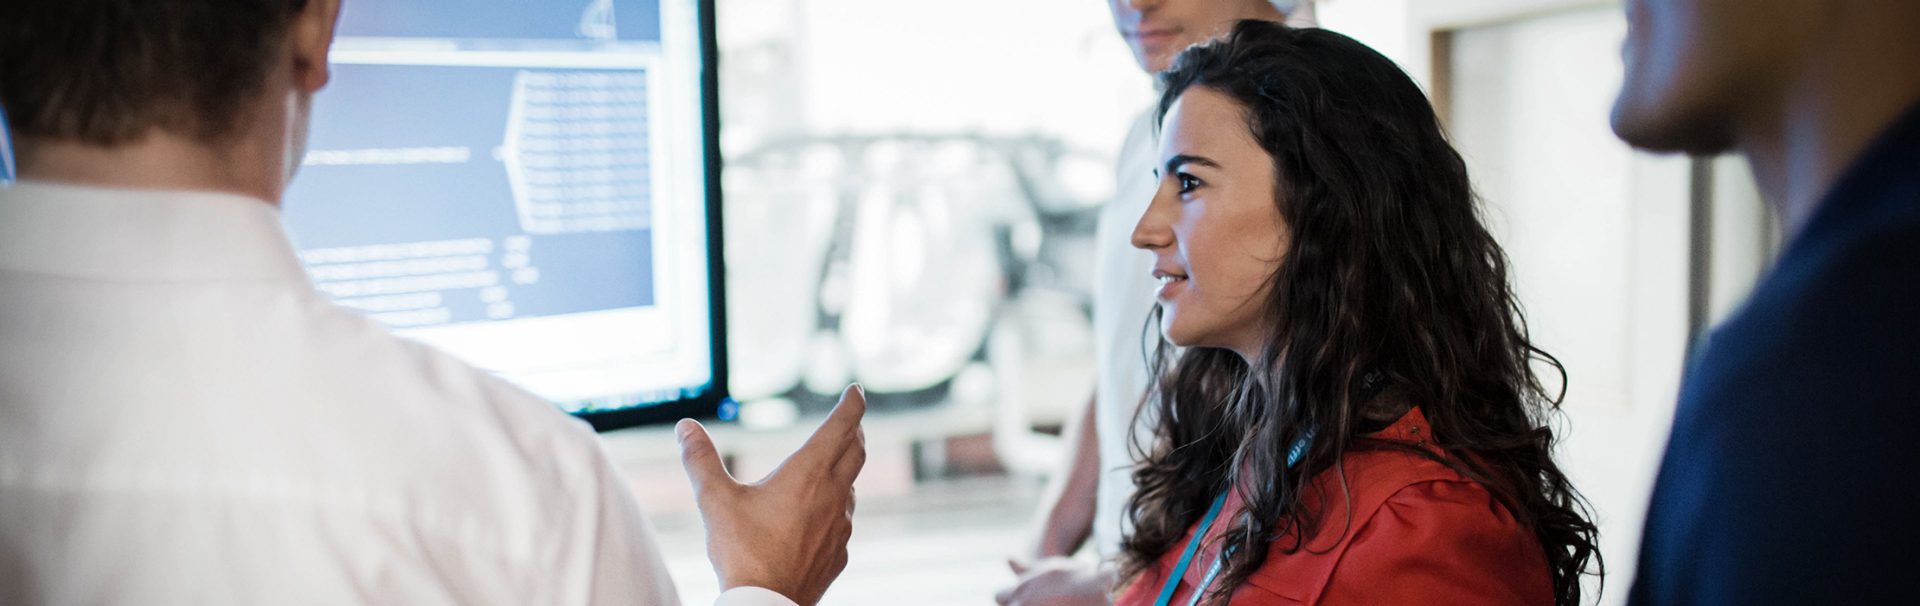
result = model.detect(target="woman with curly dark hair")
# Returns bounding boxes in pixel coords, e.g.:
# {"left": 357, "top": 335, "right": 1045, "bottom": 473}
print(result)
{"left": 1112, "top": 21, "right": 1601, "bottom": 606}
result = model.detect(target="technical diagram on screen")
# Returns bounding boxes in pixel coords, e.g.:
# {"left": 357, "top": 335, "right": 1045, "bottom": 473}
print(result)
{"left": 281, "top": 0, "right": 726, "bottom": 429}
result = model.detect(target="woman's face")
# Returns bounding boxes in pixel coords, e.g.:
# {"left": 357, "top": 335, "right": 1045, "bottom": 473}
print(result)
{"left": 1131, "top": 86, "right": 1290, "bottom": 361}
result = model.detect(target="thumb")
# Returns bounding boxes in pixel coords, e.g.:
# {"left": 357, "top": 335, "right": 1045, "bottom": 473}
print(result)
{"left": 676, "top": 419, "right": 731, "bottom": 494}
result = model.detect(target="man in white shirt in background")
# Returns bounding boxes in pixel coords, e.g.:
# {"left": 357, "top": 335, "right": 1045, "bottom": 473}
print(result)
{"left": 995, "top": 1, "right": 1314, "bottom": 604}
{"left": 0, "top": 1, "right": 863, "bottom": 604}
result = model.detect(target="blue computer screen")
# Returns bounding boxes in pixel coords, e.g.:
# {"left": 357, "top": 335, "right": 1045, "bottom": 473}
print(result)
{"left": 0, "top": 105, "right": 14, "bottom": 182}
{"left": 334, "top": 0, "right": 661, "bottom": 41}
{"left": 281, "top": 0, "right": 718, "bottom": 420}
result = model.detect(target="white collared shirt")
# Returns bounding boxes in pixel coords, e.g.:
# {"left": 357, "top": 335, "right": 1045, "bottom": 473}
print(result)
{"left": 1090, "top": 109, "right": 1163, "bottom": 559}
{"left": 0, "top": 181, "right": 790, "bottom": 606}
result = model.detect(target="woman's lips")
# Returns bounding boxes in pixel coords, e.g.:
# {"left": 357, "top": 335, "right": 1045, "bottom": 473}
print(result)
{"left": 1153, "top": 271, "right": 1188, "bottom": 301}
{"left": 1130, "top": 29, "right": 1180, "bottom": 48}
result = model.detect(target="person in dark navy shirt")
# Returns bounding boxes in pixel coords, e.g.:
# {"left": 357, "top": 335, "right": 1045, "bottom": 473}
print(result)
{"left": 1609, "top": 0, "right": 1920, "bottom": 603}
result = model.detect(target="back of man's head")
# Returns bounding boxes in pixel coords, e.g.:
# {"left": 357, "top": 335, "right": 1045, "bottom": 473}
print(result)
{"left": 0, "top": 0, "right": 311, "bottom": 146}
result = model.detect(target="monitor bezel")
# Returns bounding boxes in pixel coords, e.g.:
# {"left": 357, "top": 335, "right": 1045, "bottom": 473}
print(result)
{"left": 576, "top": 0, "right": 730, "bottom": 432}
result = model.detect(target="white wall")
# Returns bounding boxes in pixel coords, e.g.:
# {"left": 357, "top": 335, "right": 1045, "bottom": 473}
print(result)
{"left": 721, "top": 0, "right": 1154, "bottom": 158}
{"left": 1447, "top": 9, "right": 1687, "bottom": 603}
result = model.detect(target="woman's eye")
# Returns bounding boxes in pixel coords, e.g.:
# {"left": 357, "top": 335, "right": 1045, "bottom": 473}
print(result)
{"left": 1176, "top": 173, "right": 1201, "bottom": 194}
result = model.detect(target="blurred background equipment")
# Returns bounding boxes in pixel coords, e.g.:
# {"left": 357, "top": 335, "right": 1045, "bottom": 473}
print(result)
{"left": 724, "top": 133, "right": 1108, "bottom": 473}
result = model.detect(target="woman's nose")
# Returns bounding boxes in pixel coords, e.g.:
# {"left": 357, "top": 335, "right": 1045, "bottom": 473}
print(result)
{"left": 1131, "top": 187, "right": 1174, "bottom": 251}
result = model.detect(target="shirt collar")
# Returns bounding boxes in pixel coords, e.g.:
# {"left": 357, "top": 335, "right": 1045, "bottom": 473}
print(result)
{"left": 1790, "top": 100, "right": 1920, "bottom": 253}
{"left": 1367, "top": 406, "right": 1431, "bottom": 447}
{"left": 0, "top": 180, "right": 309, "bottom": 283}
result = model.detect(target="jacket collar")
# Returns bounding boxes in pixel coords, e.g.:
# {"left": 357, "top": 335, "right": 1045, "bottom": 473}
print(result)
{"left": 1366, "top": 406, "right": 1432, "bottom": 448}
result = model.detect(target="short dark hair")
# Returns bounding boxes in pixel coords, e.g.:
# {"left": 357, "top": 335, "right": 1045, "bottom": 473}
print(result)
{"left": 0, "top": 0, "right": 312, "bottom": 145}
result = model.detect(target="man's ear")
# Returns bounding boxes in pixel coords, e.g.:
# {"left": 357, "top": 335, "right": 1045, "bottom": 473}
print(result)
{"left": 289, "top": 0, "right": 343, "bottom": 93}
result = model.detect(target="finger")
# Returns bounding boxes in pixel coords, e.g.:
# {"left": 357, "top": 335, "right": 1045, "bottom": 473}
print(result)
{"left": 829, "top": 521, "right": 853, "bottom": 576}
{"left": 676, "top": 419, "right": 733, "bottom": 496}
{"left": 794, "top": 384, "right": 867, "bottom": 468}
{"left": 1007, "top": 558, "right": 1030, "bottom": 576}
{"left": 830, "top": 425, "right": 867, "bottom": 482}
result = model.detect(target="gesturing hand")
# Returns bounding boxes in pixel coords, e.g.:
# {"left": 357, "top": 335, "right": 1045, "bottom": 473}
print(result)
{"left": 676, "top": 384, "right": 868, "bottom": 605}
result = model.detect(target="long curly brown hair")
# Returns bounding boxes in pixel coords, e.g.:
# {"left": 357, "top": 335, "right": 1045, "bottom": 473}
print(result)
{"left": 1118, "top": 21, "right": 1602, "bottom": 606}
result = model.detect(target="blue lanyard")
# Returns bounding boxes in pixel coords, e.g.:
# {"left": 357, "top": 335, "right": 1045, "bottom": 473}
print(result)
{"left": 1152, "top": 429, "right": 1315, "bottom": 606}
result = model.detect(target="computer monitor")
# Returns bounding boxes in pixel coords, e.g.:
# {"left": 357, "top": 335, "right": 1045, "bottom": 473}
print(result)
{"left": 0, "top": 105, "right": 14, "bottom": 182}
{"left": 281, "top": 0, "right": 729, "bottom": 431}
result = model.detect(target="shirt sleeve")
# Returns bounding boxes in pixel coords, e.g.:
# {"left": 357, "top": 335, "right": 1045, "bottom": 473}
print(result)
{"left": 559, "top": 432, "right": 688, "bottom": 606}
{"left": 714, "top": 587, "right": 801, "bottom": 606}
{"left": 559, "top": 431, "right": 802, "bottom": 606}
{"left": 1315, "top": 480, "right": 1552, "bottom": 606}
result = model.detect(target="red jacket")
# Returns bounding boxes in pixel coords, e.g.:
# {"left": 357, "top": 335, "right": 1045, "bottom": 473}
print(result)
{"left": 1114, "top": 408, "right": 1553, "bottom": 605}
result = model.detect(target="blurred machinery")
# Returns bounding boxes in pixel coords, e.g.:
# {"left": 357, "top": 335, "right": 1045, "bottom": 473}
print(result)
{"left": 723, "top": 134, "right": 1113, "bottom": 473}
